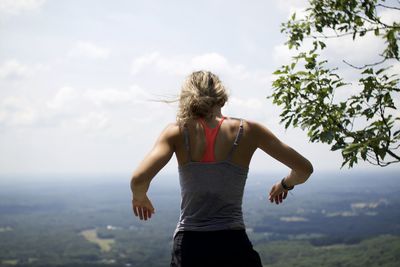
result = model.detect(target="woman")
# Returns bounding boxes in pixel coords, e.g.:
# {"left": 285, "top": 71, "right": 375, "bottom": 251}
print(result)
{"left": 130, "top": 70, "right": 313, "bottom": 267}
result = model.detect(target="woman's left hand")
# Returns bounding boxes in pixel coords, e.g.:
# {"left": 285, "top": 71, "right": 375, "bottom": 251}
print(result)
{"left": 132, "top": 194, "right": 155, "bottom": 220}
{"left": 268, "top": 181, "right": 288, "bottom": 205}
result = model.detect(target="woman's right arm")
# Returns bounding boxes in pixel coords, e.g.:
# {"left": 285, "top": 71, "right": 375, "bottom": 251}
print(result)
{"left": 251, "top": 121, "right": 314, "bottom": 203}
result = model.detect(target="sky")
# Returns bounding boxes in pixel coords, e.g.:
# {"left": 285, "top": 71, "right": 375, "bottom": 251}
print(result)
{"left": 0, "top": 0, "right": 399, "bottom": 179}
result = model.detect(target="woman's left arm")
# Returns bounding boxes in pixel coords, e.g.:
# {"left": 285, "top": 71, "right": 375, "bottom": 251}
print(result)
{"left": 130, "top": 124, "right": 176, "bottom": 220}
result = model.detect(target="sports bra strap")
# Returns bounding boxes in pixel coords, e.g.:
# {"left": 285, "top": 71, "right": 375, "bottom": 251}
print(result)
{"left": 226, "top": 119, "right": 244, "bottom": 161}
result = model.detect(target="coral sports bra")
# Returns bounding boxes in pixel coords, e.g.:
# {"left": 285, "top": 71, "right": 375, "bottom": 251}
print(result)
{"left": 198, "top": 116, "right": 226, "bottom": 162}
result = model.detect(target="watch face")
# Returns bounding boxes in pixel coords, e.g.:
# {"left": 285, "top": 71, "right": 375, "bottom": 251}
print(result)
{"left": 281, "top": 179, "right": 288, "bottom": 189}
{"left": 281, "top": 178, "right": 294, "bottom": 190}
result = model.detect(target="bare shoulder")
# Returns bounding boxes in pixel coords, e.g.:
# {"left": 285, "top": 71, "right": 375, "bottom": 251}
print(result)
{"left": 248, "top": 119, "right": 275, "bottom": 133}
{"left": 224, "top": 117, "right": 268, "bottom": 141}
{"left": 151, "top": 123, "right": 180, "bottom": 147}
{"left": 227, "top": 118, "right": 270, "bottom": 135}
{"left": 238, "top": 119, "right": 277, "bottom": 146}
{"left": 158, "top": 123, "right": 181, "bottom": 142}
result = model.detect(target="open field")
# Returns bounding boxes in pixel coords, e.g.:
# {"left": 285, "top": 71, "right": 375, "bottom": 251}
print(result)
{"left": 80, "top": 229, "right": 115, "bottom": 252}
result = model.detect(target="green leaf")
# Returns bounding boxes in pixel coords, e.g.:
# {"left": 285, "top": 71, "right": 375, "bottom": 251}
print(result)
{"left": 273, "top": 69, "right": 283, "bottom": 75}
{"left": 376, "top": 67, "right": 387, "bottom": 75}
{"left": 361, "top": 68, "right": 373, "bottom": 75}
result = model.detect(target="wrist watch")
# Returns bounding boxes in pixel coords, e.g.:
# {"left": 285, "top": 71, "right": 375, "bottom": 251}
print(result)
{"left": 281, "top": 177, "right": 294, "bottom": 191}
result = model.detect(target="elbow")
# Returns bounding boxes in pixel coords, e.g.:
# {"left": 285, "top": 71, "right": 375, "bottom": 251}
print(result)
{"left": 306, "top": 159, "right": 314, "bottom": 175}
{"left": 302, "top": 160, "right": 314, "bottom": 181}
{"left": 294, "top": 160, "right": 313, "bottom": 184}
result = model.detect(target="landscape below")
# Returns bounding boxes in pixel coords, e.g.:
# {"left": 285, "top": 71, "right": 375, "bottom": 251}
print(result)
{"left": 0, "top": 171, "right": 399, "bottom": 267}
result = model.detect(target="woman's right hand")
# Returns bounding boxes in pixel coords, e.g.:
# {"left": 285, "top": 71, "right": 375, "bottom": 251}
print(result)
{"left": 268, "top": 181, "right": 288, "bottom": 205}
{"left": 132, "top": 194, "right": 155, "bottom": 220}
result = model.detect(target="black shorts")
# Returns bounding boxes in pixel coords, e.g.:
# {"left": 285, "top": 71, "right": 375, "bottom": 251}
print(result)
{"left": 170, "top": 229, "right": 262, "bottom": 267}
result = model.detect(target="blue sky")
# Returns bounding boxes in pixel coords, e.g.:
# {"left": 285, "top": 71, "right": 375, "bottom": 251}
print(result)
{"left": 0, "top": 0, "right": 399, "bottom": 178}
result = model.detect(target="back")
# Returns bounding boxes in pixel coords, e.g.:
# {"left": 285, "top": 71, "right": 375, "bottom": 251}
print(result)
{"left": 173, "top": 117, "right": 254, "bottom": 237}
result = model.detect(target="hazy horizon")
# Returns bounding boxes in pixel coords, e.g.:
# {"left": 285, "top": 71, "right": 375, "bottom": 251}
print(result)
{"left": 0, "top": 168, "right": 397, "bottom": 187}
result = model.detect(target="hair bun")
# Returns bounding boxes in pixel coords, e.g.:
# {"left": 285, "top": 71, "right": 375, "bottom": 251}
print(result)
{"left": 190, "top": 95, "right": 216, "bottom": 117}
{"left": 177, "top": 71, "right": 228, "bottom": 125}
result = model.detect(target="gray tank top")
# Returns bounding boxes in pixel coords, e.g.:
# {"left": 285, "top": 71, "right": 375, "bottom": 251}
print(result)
{"left": 173, "top": 119, "right": 249, "bottom": 238}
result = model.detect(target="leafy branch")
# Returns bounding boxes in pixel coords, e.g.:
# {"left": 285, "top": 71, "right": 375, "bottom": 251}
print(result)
{"left": 271, "top": 0, "right": 399, "bottom": 168}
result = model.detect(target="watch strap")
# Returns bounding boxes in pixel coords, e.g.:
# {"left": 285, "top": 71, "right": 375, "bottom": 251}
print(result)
{"left": 281, "top": 177, "right": 294, "bottom": 191}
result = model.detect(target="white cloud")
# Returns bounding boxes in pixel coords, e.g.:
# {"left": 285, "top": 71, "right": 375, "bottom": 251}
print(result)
{"left": 228, "top": 97, "right": 263, "bottom": 111}
{"left": 76, "top": 112, "right": 110, "bottom": 131}
{"left": 131, "top": 52, "right": 271, "bottom": 85}
{"left": 224, "top": 96, "right": 268, "bottom": 121}
{"left": 0, "top": 84, "right": 159, "bottom": 131}
{"left": 322, "top": 32, "right": 385, "bottom": 67}
{"left": 0, "top": 0, "right": 46, "bottom": 15}
{"left": 0, "top": 59, "right": 47, "bottom": 81}
{"left": 131, "top": 52, "right": 161, "bottom": 74}
{"left": 274, "top": 0, "right": 308, "bottom": 19}
{"left": 0, "top": 60, "right": 34, "bottom": 80}
{"left": 131, "top": 52, "right": 190, "bottom": 76}
{"left": 0, "top": 96, "right": 37, "bottom": 126}
{"left": 130, "top": 51, "right": 274, "bottom": 122}
{"left": 46, "top": 86, "right": 79, "bottom": 110}
{"left": 191, "top": 53, "right": 234, "bottom": 72}
{"left": 272, "top": 44, "right": 298, "bottom": 66}
{"left": 68, "top": 41, "right": 110, "bottom": 60}
{"left": 83, "top": 85, "right": 152, "bottom": 107}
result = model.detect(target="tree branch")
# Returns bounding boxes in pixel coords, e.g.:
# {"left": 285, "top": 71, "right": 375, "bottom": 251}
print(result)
{"left": 366, "top": 150, "right": 379, "bottom": 163}
{"left": 359, "top": 15, "right": 381, "bottom": 26}
{"left": 308, "top": 25, "right": 400, "bottom": 40}
{"left": 378, "top": 95, "right": 395, "bottom": 162}
{"left": 310, "top": 28, "right": 377, "bottom": 39}
{"left": 364, "top": 152, "right": 399, "bottom": 166}
{"left": 389, "top": 143, "right": 400, "bottom": 150}
{"left": 364, "top": 152, "right": 389, "bottom": 166}
{"left": 387, "top": 150, "right": 400, "bottom": 160}
{"left": 376, "top": 3, "right": 400, "bottom": 11}
{"left": 342, "top": 58, "right": 387, "bottom": 69}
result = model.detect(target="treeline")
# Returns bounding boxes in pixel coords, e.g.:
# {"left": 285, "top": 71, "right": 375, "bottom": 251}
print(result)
{"left": 256, "top": 235, "right": 400, "bottom": 267}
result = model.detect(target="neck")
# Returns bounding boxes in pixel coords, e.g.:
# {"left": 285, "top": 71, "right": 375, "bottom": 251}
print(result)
{"left": 204, "top": 107, "right": 223, "bottom": 121}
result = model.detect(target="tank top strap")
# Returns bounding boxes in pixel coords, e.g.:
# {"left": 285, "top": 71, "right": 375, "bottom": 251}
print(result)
{"left": 183, "top": 126, "right": 191, "bottom": 161}
{"left": 226, "top": 119, "right": 244, "bottom": 161}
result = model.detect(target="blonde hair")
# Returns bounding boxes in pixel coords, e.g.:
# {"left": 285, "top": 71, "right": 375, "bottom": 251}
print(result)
{"left": 177, "top": 70, "right": 228, "bottom": 126}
